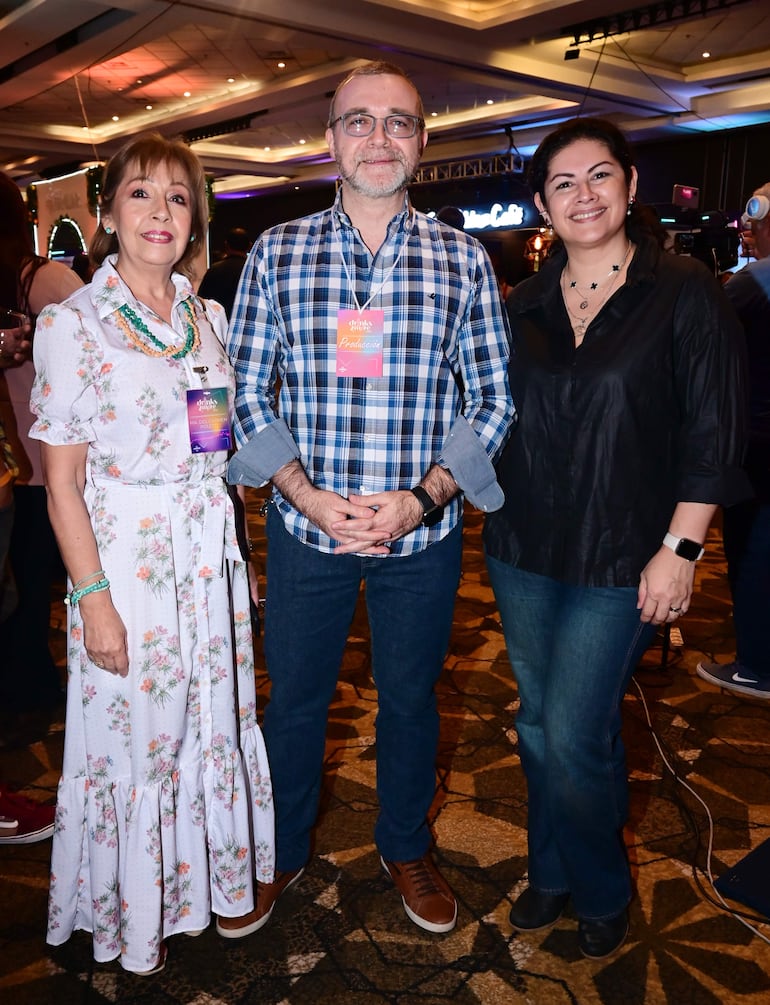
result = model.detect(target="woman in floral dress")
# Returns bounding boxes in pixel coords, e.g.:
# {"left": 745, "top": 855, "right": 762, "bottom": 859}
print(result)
{"left": 30, "top": 133, "right": 274, "bottom": 975}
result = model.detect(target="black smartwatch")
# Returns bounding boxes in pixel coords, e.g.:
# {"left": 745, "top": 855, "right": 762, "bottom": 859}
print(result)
{"left": 410, "top": 485, "right": 444, "bottom": 527}
{"left": 663, "top": 532, "right": 705, "bottom": 562}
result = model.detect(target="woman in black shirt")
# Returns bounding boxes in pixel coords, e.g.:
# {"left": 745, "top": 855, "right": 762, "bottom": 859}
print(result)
{"left": 484, "top": 118, "right": 749, "bottom": 959}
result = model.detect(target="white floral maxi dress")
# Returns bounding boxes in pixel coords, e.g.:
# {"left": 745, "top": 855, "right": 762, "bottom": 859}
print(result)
{"left": 30, "top": 258, "right": 274, "bottom": 972}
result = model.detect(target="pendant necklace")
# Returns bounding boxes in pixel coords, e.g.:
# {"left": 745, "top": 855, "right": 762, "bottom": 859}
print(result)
{"left": 561, "top": 242, "right": 633, "bottom": 339}
{"left": 565, "top": 241, "right": 632, "bottom": 310}
{"left": 114, "top": 298, "right": 201, "bottom": 359}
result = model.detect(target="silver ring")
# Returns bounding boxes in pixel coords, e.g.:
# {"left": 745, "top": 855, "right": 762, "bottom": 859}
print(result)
{"left": 669, "top": 606, "right": 682, "bottom": 614}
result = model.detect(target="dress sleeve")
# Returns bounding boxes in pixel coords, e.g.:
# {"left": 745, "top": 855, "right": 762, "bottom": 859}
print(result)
{"left": 29, "top": 301, "right": 104, "bottom": 446}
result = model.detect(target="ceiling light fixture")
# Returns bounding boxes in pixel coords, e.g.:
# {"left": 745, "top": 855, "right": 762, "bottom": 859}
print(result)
{"left": 183, "top": 111, "right": 264, "bottom": 144}
{"left": 563, "top": 0, "right": 750, "bottom": 47}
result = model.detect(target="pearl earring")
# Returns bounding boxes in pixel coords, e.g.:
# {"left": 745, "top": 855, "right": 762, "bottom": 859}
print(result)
{"left": 627, "top": 198, "right": 635, "bottom": 217}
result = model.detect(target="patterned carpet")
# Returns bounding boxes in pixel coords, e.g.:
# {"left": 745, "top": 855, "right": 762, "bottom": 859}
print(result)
{"left": 1, "top": 497, "right": 769, "bottom": 1004}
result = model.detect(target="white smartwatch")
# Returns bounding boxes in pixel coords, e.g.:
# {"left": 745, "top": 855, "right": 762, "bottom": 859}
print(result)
{"left": 663, "top": 532, "right": 705, "bottom": 562}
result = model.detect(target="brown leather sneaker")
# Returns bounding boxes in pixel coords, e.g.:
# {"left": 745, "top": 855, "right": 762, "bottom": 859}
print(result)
{"left": 380, "top": 853, "right": 457, "bottom": 933}
{"left": 216, "top": 866, "right": 305, "bottom": 938}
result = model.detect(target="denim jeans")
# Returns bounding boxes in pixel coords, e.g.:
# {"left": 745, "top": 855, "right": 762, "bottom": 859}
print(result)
{"left": 723, "top": 498, "right": 770, "bottom": 676}
{"left": 485, "top": 556, "right": 656, "bottom": 920}
{"left": 263, "top": 505, "right": 463, "bottom": 870}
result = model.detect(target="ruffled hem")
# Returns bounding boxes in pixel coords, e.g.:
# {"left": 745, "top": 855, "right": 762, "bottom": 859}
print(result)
{"left": 46, "top": 731, "right": 274, "bottom": 970}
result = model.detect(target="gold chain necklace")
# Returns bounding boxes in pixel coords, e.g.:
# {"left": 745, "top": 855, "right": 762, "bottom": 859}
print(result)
{"left": 114, "top": 299, "right": 201, "bottom": 359}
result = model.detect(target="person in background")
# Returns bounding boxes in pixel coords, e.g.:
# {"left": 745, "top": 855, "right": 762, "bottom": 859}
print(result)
{"left": 697, "top": 183, "right": 770, "bottom": 700}
{"left": 0, "top": 181, "right": 62, "bottom": 840}
{"left": 70, "top": 250, "right": 94, "bottom": 284}
{"left": 483, "top": 117, "right": 749, "bottom": 960}
{"left": 29, "top": 133, "right": 274, "bottom": 975}
{"left": 0, "top": 171, "right": 82, "bottom": 736}
{"left": 197, "top": 226, "right": 252, "bottom": 319}
{"left": 435, "top": 205, "right": 465, "bottom": 231}
{"left": 227, "top": 61, "right": 514, "bottom": 935}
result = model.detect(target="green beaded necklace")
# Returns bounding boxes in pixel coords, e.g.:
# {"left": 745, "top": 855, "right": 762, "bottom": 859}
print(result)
{"left": 115, "top": 299, "right": 200, "bottom": 359}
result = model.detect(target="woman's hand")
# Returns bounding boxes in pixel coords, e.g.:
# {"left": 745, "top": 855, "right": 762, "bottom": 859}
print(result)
{"left": 637, "top": 546, "right": 696, "bottom": 625}
{"left": 80, "top": 594, "right": 129, "bottom": 677}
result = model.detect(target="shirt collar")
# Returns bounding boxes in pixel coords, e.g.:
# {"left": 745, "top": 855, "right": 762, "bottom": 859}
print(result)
{"left": 89, "top": 254, "right": 195, "bottom": 321}
{"left": 331, "top": 188, "right": 413, "bottom": 235}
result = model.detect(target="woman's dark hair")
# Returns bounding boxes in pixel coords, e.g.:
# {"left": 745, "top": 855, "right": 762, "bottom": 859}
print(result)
{"left": 0, "top": 171, "right": 46, "bottom": 313}
{"left": 91, "top": 132, "right": 208, "bottom": 279}
{"left": 529, "top": 116, "right": 665, "bottom": 245}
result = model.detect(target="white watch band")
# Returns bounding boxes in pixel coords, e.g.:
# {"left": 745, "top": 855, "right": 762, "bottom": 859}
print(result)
{"left": 663, "top": 532, "right": 705, "bottom": 562}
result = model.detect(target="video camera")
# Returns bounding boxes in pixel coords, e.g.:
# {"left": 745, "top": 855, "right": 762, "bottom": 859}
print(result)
{"left": 656, "top": 186, "right": 740, "bottom": 276}
{"left": 672, "top": 211, "right": 739, "bottom": 275}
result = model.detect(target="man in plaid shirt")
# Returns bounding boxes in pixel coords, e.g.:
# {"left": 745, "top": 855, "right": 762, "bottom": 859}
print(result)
{"left": 226, "top": 60, "right": 515, "bottom": 938}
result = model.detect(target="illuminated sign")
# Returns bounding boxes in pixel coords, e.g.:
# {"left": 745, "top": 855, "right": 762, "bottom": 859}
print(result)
{"left": 463, "top": 202, "right": 526, "bottom": 231}
{"left": 429, "top": 201, "right": 530, "bottom": 231}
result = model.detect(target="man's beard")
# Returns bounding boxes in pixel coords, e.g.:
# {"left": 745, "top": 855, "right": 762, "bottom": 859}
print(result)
{"left": 338, "top": 150, "right": 416, "bottom": 198}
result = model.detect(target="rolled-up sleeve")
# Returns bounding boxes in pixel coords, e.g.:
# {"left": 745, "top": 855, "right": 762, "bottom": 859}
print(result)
{"left": 438, "top": 246, "right": 516, "bottom": 510}
{"left": 227, "top": 238, "right": 283, "bottom": 447}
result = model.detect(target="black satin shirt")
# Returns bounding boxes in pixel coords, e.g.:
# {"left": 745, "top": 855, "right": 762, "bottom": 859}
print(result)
{"left": 483, "top": 234, "right": 751, "bottom": 588}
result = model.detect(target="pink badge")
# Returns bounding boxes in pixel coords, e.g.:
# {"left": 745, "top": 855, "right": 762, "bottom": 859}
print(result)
{"left": 336, "top": 309, "right": 384, "bottom": 378}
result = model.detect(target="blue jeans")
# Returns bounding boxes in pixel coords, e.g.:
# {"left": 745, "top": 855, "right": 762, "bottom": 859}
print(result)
{"left": 263, "top": 506, "right": 463, "bottom": 871}
{"left": 485, "top": 557, "right": 656, "bottom": 920}
{"left": 723, "top": 498, "right": 770, "bottom": 676}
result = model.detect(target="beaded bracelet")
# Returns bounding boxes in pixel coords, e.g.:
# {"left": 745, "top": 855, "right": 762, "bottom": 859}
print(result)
{"left": 64, "top": 576, "right": 110, "bottom": 607}
{"left": 70, "top": 570, "right": 106, "bottom": 593}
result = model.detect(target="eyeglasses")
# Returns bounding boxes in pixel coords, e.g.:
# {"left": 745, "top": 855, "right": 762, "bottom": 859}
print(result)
{"left": 329, "top": 112, "right": 424, "bottom": 138}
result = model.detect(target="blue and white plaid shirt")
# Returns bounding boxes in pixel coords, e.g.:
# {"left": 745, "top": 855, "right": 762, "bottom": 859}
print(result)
{"left": 228, "top": 191, "right": 515, "bottom": 555}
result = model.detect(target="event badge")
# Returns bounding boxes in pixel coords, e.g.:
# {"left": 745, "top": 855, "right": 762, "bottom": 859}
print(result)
{"left": 336, "top": 309, "right": 384, "bottom": 378}
{"left": 186, "top": 387, "right": 231, "bottom": 453}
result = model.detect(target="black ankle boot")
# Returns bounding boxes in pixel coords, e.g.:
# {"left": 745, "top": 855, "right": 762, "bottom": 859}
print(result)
{"left": 578, "top": 909, "right": 629, "bottom": 959}
{"left": 509, "top": 886, "right": 570, "bottom": 932}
